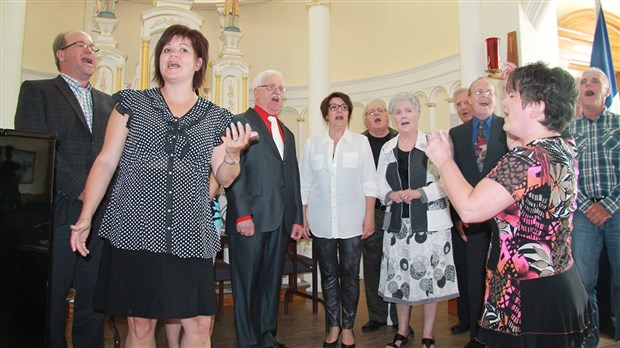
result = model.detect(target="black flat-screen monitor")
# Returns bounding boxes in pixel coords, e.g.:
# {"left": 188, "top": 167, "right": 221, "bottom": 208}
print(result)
{"left": 0, "top": 129, "right": 56, "bottom": 347}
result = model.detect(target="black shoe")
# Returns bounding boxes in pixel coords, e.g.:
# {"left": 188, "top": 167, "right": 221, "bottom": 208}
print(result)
{"left": 421, "top": 338, "right": 435, "bottom": 348}
{"left": 323, "top": 332, "right": 340, "bottom": 348}
{"left": 390, "top": 326, "right": 414, "bottom": 336}
{"left": 323, "top": 340, "right": 338, "bottom": 348}
{"left": 450, "top": 322, "right": 470, "bottom": 334}
{"left": 463, "top": 339, "right": 485, "bottom": 348}
{"left": 361, "top": 320, "right": 387, "bottom": 332}
{"left": 386, "top": 329, "right": 413, "bottom": 347}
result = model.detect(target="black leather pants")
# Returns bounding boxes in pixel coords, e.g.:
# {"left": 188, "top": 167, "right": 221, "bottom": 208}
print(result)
{"left": 314, "top": 235, "right": 363, "bottom": 329}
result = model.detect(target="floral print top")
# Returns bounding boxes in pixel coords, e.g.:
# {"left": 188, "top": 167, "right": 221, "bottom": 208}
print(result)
{"left": 482, "top": 136, "right": 578, "bottom": 334}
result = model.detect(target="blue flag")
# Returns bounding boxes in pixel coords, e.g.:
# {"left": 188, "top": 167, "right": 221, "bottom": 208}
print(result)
{"left": 590, "top": 5, "right": 618, "bottom": 109}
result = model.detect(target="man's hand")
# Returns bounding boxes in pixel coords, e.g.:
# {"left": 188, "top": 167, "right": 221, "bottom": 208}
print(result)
{"left": 454, "top": 220, "right": 469, "bottom": 242}
{"left": 585, "top": 203, "right": 612, "bottom": 226}
{"left": 291, "top": 224, "right": 309, "bottom": 241}
{"left": 236, "top": 219, "right": 255, "bottom": 237}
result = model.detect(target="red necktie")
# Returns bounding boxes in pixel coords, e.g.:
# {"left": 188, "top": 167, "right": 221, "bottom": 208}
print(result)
{"left": 475, "top": 123, "right": 487, "bottom": 172}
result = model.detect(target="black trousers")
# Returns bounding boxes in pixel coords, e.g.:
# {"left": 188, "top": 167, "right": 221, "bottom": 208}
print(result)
{"left": 451, "top": 226, "right": 470, "bottom": 327}
{"left": 315, "top": 235, "right": 363, "bottom": 330}
{"left": 229, "top": 226, "right": 289, "bottom": 348}
{"left": 48, "top": 222, "right": 104, "bottom": 348}
{"left": 363, "top": 208, "right": 397, "bottom": 323}
{"left": 466, "top": 224, "right": 492, "bottom": 340}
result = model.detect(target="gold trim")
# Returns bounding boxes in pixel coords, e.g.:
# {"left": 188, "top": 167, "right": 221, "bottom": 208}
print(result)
{"left": 140, "top": 40, "right": 150, "bottom": 90}
{"left": 116, "top": 68, "right": 122, "bottom": 92}
{"left": 426, "top": 102, "right": 436, "bottom": 108}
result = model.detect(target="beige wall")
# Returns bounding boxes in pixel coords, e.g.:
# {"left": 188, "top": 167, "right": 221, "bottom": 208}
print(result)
{"left": 22, "top": 0, "right": 88, "bottom": 74}
{"left": 21, "top": 1, "right": 458, "bottom": 88}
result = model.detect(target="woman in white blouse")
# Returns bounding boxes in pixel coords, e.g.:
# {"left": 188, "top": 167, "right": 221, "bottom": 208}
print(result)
{"left": 300, "top": 92, "right": 378, "bottom": 348}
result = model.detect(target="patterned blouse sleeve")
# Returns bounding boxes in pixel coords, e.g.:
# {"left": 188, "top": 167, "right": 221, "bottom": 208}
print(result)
{"left": 487, "top": 146, "right": 539, "bottom": 202}
{"left": 213, "top": 105, "right": 233, "bottom": 147}
{"left": 112, "top": 89, "right": 135, "bottom": 117}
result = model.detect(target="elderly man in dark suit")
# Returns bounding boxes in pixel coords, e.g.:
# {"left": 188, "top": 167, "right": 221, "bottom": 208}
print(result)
{"left": 225, "top": 70, "right": 304, "bottom": 348}
{"left": 448, "top": 77, "right": 508, "bottom": 348}
{"left": 14, "top": 30, "right": 113, "bottom": 348}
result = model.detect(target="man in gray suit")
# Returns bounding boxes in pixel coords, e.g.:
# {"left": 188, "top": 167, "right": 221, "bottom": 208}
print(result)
{"left": 225, "top": 70, "right": 304, "bottom": 348}
{"left": 448, "top": 77, "right": 507, "bottom": 348}
{"left": 15, "top": 30, "right": 113, "bottom": 348}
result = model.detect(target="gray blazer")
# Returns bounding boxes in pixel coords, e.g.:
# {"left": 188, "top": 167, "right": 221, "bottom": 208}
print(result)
{"left": 224, "top": 108, "right": 303, "bottom": 234}
{"left": 14, "top": 75, "right": 114, "bottom": 225}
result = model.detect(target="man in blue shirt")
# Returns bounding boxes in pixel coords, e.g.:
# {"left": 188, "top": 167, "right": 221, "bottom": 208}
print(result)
{"left": 448, "top": 78, "right": 508, "bottom": 348}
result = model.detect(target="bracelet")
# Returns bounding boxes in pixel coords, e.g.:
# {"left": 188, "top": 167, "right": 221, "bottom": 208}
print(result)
{"left": 223, "top": 155, "right": 240, "bottom": 165}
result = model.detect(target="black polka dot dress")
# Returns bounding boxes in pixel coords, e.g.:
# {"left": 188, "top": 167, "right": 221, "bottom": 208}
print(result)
{"left": 95, "top": 88, "right": 232, "bottom": 318}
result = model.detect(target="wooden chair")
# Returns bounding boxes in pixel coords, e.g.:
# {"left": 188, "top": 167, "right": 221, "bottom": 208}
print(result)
{"left": 283, "top": 239, "right": 326, "bottom": 318}
{"left": 214, "top": 235, "right": 231, "bottom": 312}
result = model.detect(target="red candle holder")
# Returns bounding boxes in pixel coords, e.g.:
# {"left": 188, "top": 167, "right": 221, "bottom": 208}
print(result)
{"left": 485, "top": 37, "right": 501, "bottom": 73}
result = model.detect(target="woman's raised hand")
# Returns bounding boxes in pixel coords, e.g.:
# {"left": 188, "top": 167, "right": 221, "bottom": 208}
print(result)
{"left": 223, "top": 121, "right": 258, "bottom": 157}
{"left": 426, "top": 130, "right": 453, "bottom": 168}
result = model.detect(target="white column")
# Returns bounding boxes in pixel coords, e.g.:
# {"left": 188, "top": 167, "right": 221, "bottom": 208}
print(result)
{"left": 307, "top": 0, "right": 330, "bottom": 137}
{"left": 1, "top": 0, "right": 27, "bottom": 128}
{"left": 456, "top": 0, "right": 485, "bottom": 88}
{"left": 426, "top": 103, "right": 437, "bottom": 131}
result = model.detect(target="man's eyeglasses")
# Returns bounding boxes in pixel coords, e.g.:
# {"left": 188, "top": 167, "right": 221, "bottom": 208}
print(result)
{"left": 473, "top": 89, "right": 495, "bottom": 97}
{"left": 364, "top": 108, "right": 386, "bottom": 117}
{"left": 328, "top": 104, "right": 349, "bottom": 112}
{"left": 257, "top": 84, "right": 287, "bottom": 94}
{"left": 60, "top": 41, "right": 100, "bottom": 53}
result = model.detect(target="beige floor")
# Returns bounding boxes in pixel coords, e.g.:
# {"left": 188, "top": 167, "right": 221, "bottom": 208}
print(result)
{"left": 66, "top": 284, "right": 620, "bottom": 348}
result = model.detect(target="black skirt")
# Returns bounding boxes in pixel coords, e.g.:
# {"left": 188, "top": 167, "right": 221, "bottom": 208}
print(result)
{"left": 477, "top": 265, "right": 593, "bottom": 348}
{"left": 94, "top": 239, "right": 216, "bottom": 319}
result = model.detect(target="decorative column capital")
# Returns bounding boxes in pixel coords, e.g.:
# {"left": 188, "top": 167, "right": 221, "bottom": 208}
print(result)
{"left": 93, "top": 16, "right": 119, "bottom": 48}
{"left": 306, "top": 0, "right": 331, "bottom": 9}
{"left": 426, "top": 102, "right": 437, "bottom": 108}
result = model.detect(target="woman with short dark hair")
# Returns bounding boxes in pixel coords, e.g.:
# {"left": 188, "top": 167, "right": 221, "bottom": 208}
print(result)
{"left": 70, "top": 25, "right": 254, "bottom": 347}
{"left": 300, "top": 91, "right": 378, "bottom": 348}
{"left": 426, "top": 62, "right": 591, "bottom": 347}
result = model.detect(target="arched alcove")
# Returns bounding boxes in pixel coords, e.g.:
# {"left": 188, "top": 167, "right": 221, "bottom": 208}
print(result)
{"left": 558, "top": 9, "right": 620, "bottom": 83}
{"left": 415, "top": 92, "right": 430, "bottom": 133}
{"left": 429, "top": 86, "right": 450, "bottom": 131}
{"left": 349, "top": 101, "right": 366, "bottom": 134}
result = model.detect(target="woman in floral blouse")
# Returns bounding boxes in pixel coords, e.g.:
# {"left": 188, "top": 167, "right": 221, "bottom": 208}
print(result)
{"left": 426, "top": 62, "right": 591, "bottom": 348}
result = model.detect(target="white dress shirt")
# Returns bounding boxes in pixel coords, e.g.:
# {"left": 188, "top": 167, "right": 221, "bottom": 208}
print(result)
{"left": 300, "top": 128, "right": 378, "bottom": 239}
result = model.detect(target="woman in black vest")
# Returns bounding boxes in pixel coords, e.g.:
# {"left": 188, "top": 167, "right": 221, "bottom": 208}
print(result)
{"left": 377, "top": 92, "right": 459, "bottom": 348}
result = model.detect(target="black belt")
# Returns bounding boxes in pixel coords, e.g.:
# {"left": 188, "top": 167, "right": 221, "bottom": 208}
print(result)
{"left": 590, "top": 196, "right": 606, "bottom": 203}
{"left": 375, "top": 200, "right": 386, "bottom": 211}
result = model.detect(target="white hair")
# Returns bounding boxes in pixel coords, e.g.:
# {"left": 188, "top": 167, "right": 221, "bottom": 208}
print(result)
{"left": 253, "top": 70, "right": 284, "bottom": 89}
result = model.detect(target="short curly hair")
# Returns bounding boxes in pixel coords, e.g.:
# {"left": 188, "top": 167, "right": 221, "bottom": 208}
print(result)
{"left": 505, "top": 61, "right": 578, "bottom": 133}
{"left": 388, "top": 92, "right": 421, "bottom": 115}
